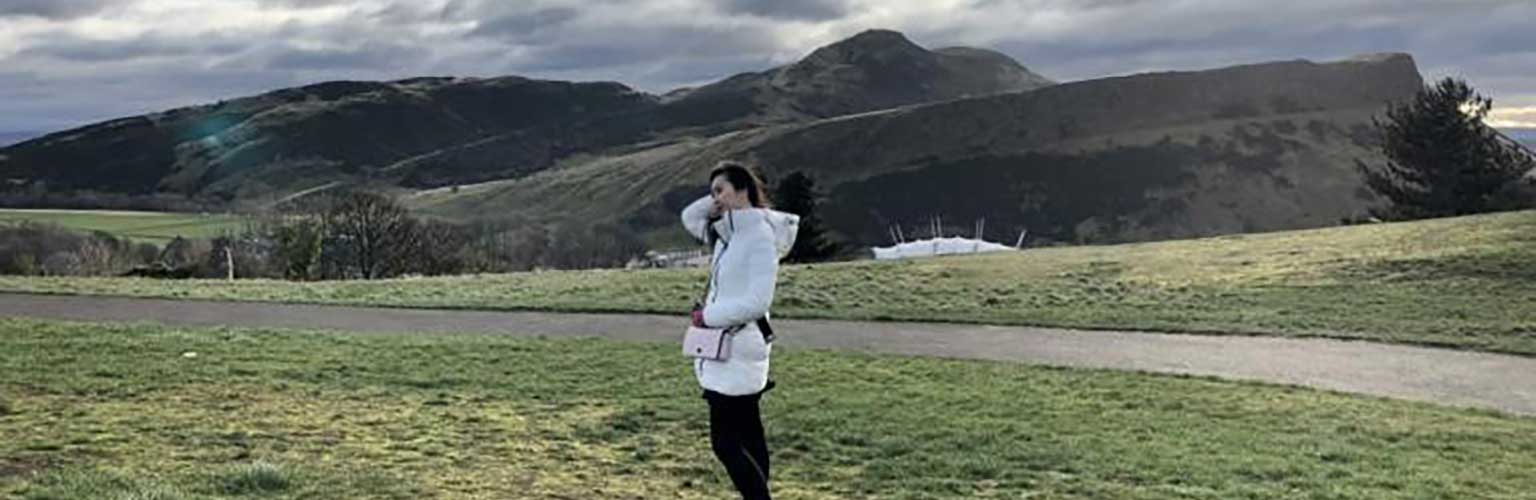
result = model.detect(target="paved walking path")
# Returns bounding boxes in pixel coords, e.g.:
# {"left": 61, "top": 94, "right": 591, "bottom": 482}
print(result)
{"left": 2, "top": 292, "right": 1532, "bottom": 416}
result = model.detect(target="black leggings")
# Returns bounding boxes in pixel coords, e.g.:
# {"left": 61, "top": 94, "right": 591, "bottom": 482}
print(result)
{"left": 705, "top": 390, "right": 771, "bottom": 500}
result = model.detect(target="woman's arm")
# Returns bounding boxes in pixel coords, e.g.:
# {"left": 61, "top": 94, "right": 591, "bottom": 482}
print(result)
{"left": 702, "top": 233, "right": 778, "bottom": 327}
{"left": 680, "top": 195, "right": 714, "bottom": 243}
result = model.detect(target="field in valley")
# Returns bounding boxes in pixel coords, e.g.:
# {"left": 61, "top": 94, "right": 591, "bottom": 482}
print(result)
{"left": 0, "top": 209, "right": 246, "bottom": 243}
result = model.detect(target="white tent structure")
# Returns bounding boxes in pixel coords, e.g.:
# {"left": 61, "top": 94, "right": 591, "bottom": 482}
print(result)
{"left": 872, "top": 236, "right": 1017, "bottom": 260}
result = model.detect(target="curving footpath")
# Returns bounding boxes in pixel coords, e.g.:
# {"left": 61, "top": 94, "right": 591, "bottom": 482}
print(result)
{"left": 1, "top": 292, "right": 1532, "bottom": 417}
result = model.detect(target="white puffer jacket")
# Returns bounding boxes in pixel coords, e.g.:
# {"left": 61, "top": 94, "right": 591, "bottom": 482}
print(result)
{"left": 681, "top": 195, "right": 799, "bottom": 396}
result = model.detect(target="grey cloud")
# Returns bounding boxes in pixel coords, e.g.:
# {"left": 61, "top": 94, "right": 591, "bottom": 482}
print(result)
{"left": 968, "top": 0, "right": 1155, "bottom": 8}
{"left": 0, "top": 0, "right": 113, "bottom": 19}
{"left": 1460, "top": 22, "right": 1536, "bottom": 57}
{"left": 254, "top": 0, "right": 360, "bottom": 8}
{"left": 467, "top": 7, "right": 580, "bottom": 42}
{"left": 433, "top": 0, "right": 477, "bottom": 21}
{"left": 507, "top": 23, "right": 779, "bottom": 75}
{"left": 265, "top": 43, "right": 431, "bottom": 70}
{"left": 514, "top": 44, "right": 640, "bottom": 72}
{"left": 369, "top": 2, "right": 460, "bottom": 25}
{"left": 20, "top": 32, "right": 248, "bottom": 62}
{"left": 282, "top": 0, "right": 462, "bottom": 26}
{"left": 0, "top": 72, "right": 47, "bottom": 100}
{"left": 0, "top": 65, "right": 305, "bottom": 132}
{"left": 441, "top": 1, "right": 783, "bottom": 78}
{"left": 714, "top": 0, "right": 848, "bottom": 21}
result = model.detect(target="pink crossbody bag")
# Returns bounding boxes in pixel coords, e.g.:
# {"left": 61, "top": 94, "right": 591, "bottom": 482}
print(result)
{"left": 683, "top": 259, "right": 733, "bottom": 360}
{"left": 683, "top": 322, "right": 736, "bottom": 361}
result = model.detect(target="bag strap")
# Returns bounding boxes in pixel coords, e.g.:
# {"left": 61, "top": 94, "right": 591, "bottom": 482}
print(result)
{"left": 756, "top": 317, "right": 776, "bottom": 343}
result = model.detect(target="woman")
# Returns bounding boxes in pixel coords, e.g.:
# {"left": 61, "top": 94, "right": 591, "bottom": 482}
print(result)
{"left": 681, "top": 161, "right": 798, "bottom": 500}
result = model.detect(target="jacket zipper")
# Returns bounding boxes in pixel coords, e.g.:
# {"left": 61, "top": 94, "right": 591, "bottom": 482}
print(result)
{"left": 707, "top": 211, "right": 734, "bottom": 305}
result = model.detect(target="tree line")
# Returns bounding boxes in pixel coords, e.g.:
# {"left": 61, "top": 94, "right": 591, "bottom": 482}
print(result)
{"left": 0, "top": 191, "right": 647, "bottom": 279}
{"left": 0, "top": 171, "right": 846, "bottom": 280}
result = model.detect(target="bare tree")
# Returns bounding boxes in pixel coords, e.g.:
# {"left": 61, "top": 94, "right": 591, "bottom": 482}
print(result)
{"left": 542, "top": 221, "right": 644, "bottom": 270}
{"left": 404, "top": 220, "right": 468, "bottom": 276}
{"left": 321, "top": 191, "right": 420, "bottom": 279}
{"left": 72, "top": 237, "right": 117, "bottom": 276}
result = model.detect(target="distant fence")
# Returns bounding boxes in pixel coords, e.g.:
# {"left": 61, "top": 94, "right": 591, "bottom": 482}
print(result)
{"left": 628, "top": 248, "right": 710, "bottom": 269}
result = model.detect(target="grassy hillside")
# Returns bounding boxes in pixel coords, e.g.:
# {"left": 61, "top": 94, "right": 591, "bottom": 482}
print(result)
{"left": 2, "top": 319, "right": 1532, "bottom": 499}
{"left": 2, "top": 210, "right": 1533, "bottom": 354}
{"left": 0, "top": 209, "right": 246, "bottom": 243}
{"left": 409, "top": 108, "right": 1389, "bottom": 248}
{"left": 411, "top": 55, "right": 1420, "bottom": 248}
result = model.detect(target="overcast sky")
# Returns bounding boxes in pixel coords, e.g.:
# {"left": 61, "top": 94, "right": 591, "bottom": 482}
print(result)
{"left": 1, "top": 0, "right": 1533, "bottom": 135}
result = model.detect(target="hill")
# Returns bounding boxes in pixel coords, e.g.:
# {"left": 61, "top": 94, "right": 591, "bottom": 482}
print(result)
{"left": 0, "top": 30, "right": 1048, "bottom": 201}
{"left": 1, "top": 31, "right": 1429, "bottom": 249}
{"left": 413, "top": 53, "right": 1423, "bottom": 247}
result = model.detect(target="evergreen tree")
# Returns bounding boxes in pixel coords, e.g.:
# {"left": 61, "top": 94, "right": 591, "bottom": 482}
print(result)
{"left": 1357, "top": 77, "right": 1535, "bottom": 220}
{"left": 773, "top": 171, "right": 840, "bottom": 262}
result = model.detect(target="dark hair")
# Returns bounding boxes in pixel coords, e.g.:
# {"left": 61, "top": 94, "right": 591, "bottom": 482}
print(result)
{"left": 709, "top": 161, "right": 772, "bottom": 208}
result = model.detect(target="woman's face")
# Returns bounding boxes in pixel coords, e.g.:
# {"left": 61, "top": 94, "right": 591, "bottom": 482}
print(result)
{"left": 711, "top": 175, "right": 750, "bottom": 211}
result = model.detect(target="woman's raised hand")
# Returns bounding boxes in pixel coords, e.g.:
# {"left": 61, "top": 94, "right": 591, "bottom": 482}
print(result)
{"left": 708, "top": 198, "right": 725, "bottom": 220}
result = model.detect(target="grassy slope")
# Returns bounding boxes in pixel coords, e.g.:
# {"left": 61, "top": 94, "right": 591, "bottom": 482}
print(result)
{"left": 0, "top": 209, "right": 246, "bottom": 243}
{"left": 1, "top": 210, "right": 1533, "bottom": 354}
{"left": 2, "top": 319, "right": 1533, "bottom": 499}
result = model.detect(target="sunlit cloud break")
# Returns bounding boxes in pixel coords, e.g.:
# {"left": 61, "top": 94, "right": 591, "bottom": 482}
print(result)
{"left": 1488, "top": 107, "right": 1536, "bottom": 129}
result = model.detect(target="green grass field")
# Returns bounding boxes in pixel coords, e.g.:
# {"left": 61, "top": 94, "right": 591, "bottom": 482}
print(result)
{"left": 2, "top": 210, "right": 1533, "bottom": 355}
{"left": 0, "top": 209, "right": 247, "bottom": 243}
{"left": 2, "top": 318, "right": 1532, "bottom": 499}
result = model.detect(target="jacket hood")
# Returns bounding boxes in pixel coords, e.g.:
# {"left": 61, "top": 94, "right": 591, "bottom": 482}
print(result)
{"left": 712, "top": 207, "right": 801, "bottom": 259}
